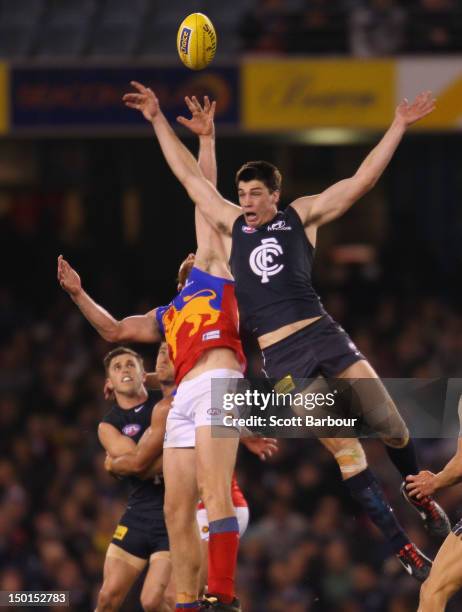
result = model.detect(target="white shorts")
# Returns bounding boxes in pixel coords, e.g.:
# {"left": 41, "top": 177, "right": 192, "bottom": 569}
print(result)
{"left": 164, "top": 368, "right": 244, "bottom": 449}
{"left": 196, "top": 506, "right": 250, "bottom": 541}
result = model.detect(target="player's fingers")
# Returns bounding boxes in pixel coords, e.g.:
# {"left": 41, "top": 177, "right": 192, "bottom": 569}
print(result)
{"left": 130, "top": 80, "right": 147, "bottom": 93}
{"left": 210, "top": 100, "right": 216, "bottom": 117}
{"left": 176, "top": 116, "right": 191, "bottom": 126}
{"left": 405, "top": 475, "right": 415, "bottom": 482}
{"left": 123, "top": 93, "right": 146, "bottom": 104}
{"left": 184, "top": 96, "right": 196, "bottom": 113}
{"left": 125, "top": 102, "right": 142, "bottom": 110}
{"left": 191, "top": 96, "right": 202, "bottom": 111}
{"left": 204, "top": 96, "right": 210, "bottom": 112}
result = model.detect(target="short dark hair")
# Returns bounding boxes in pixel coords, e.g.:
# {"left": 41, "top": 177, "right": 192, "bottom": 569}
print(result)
{"left": 103, "top": 347, "right": 144, "bottom": 373}
{"left": 235, "top": 161, "right": 282, "bottom": 193}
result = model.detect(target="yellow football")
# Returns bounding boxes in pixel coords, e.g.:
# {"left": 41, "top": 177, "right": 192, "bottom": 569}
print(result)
{"left": 177, "top": 13, "right": 217, "bottom": 71}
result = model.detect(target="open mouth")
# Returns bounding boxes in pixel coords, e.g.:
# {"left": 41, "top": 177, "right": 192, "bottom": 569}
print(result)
{"left": 121, "top": 376, "right": 133, "bottom": 383}
{"left": 245, "top": 212, "right": 257, "bottom": 223}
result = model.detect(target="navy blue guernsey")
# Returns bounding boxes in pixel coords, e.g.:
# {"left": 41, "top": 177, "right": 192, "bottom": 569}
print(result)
{"left": 229, "top": 206, "right": 325, "bottom": 336}
{"left": 101, "top": 391, "right": 164, "bottom": 517}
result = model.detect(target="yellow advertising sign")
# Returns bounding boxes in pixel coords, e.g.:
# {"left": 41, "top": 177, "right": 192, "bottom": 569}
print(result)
{"left": 0, "top": 63, "right": 8, "bottom": 134}
{"left": 243, "top": 59, "right": 395, "bottom": 131}
{"left": 398, "top": 59, "right": 462, "bottom": 129}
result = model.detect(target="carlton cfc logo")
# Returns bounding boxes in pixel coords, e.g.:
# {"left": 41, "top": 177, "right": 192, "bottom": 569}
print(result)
{"left": 249, "top": 238, "right": 284, "bottom": 284}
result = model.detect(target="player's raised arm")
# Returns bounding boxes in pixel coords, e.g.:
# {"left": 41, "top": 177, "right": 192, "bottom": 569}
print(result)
{"left": 123, "top": 81, "right": 240, "bottom": 236}
{"left": 57, "top": 255, "right": 160, "bottom": 343}
{"left": 107, "top": 397, "right": 171, "bottom": 477}
{"left": 291, "top": 91, "right": 436, "bottom": 228}
{"left": 177, "top": 95, "right": 217, "bottom": 187}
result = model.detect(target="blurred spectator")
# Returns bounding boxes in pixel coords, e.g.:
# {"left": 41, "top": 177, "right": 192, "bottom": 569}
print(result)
{"left": 408, "top": 0, "right": 462, "bottom": 53}
{"left": 290, "top": 0, "right": 348, "bottom": 54}
{"left": 350, "top": 0, "right": 407, "bottom": 57}
{"left": 239, "top": 0, "right": 289, "bottom": 53}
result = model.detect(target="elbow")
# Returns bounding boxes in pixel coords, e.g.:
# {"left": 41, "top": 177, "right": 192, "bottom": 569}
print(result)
{"left": 101, "top": 325, "right": 122, "bottom": 343}
{"left": 355, "top": 172, "right": 378, "bottom": 193}
{"left": 132, "top": 458, "right": 152, "bottom": 476}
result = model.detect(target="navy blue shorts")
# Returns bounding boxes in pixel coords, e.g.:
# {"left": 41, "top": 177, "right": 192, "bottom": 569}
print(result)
{"left": 262, "top": 314, "right": 364, "bottom": 383}
{"left": 111, "top": 508, "right": 169, "bottom": 559}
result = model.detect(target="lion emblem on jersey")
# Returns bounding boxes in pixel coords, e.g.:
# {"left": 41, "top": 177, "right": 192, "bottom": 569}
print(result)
{"left": 163, "top": 289, "right": 220, "bottom": 359}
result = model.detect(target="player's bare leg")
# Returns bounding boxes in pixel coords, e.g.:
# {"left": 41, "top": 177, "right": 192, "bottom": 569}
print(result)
{"left": 163, "top": 447, "right": 201, "bottom": 606}
{"left": 140, "top": 552, "right": 174, "bottom": 612}
{"left": 419, "top": 532, "right": 462, "bottom": 611}
{"left": 95, "top": 547, "right": 144, "bottom": 611}
{"left": 196, "top": 426, "right": 240, "bottom": 607}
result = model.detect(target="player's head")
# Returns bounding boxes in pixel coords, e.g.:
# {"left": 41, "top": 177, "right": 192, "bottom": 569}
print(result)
{"left": 235, "top": 161, "right": 281, "bottom": 227}
{"left": 103, "top": 347, "right": 146, "bottom": 398}
{"left": 155, "top": 342, "right": 175, "bottom": 385}
{"left": 177, "top": 252, "right": 195, "bottom": 291}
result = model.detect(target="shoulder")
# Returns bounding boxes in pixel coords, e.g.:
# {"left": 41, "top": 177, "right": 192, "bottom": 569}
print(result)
{"left": 101, "top": 405, "right": 121, "bottom": 426}
{"left": 231, "top": 213, "right": 246, "bottom": 233}
{"left": 288, "top": 196, "right": 319, "bottom": 228}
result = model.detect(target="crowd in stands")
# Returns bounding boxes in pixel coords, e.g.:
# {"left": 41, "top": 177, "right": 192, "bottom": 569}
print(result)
{"left": 1, "top": 131, "right": 462, "bottom": 609}
{"left": 0, "top": 0, "right": 461, "bottom": 59}
{"left": 240, "top": 0, "right": 462, "bottom": 56}
{"left": 2, "top": 272, "right": 462, "bottom": 610}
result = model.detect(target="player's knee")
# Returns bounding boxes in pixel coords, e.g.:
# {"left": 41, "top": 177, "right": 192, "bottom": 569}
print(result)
{"left": 333, "top": 440, "right": 368, "bottom": 478}
{"left": 140, "top": 587, "right": 164, "bottom": 611}
{"left": 382, "top": 430, "right": 409, "bottom": 449}
{"left": 164, "top": 497, "right": 192, "bottom": 531}
{"left": 97, "top": 585, "right": 123, "bottom": 611}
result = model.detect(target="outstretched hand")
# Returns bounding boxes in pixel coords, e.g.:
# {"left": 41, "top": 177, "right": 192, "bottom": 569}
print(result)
{"left": 123, "top": 81, "right": 160, "bottom": 122}
{"left": 395, "top": 91, "right": 436, "bottom": 127}
{"left": 241, "top": 436, "right": 278, "bottom": 461}
{"left": 406, "top": 470, "right": 437, "bottom": 499}
{"left": 57, "top": 255, "right": 82, "bottom": 297}
{"left": 177, "top": 95, "right": 216, "bottom": 137}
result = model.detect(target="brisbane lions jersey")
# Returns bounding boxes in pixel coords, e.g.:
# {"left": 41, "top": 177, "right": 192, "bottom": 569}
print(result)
{"left": 156, "top": 267, "right": 246, "bottom": 385}
{"left": 229, "top": 206, "right": 325, "bottom": 336}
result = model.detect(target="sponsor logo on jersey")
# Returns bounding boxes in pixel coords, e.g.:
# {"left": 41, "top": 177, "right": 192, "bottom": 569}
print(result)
{"left": 242, "top": 225, "right": 257, "bottom": 234}
{"left": 134, "top": 404, "right": 144, "bottom": 413}
{"left": 113, "top": 524, "right": 128, "bottom": 540}
{"left": 179, "top": 27, "right": 192, "bottom": 55}
{"left": 122, "top": 423, "right": 142, "bottom": 437}
{"left": 274, "top": 374, "right": 296, "bottom": 394}
{"left": 267, "top": 220, "right": 291, "bottom": 231}
{"left": 249, "top": 237, "right": 284, "bottom": 284}
{"left": 203, "top": 329, "right": 221, "bottom": 341}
